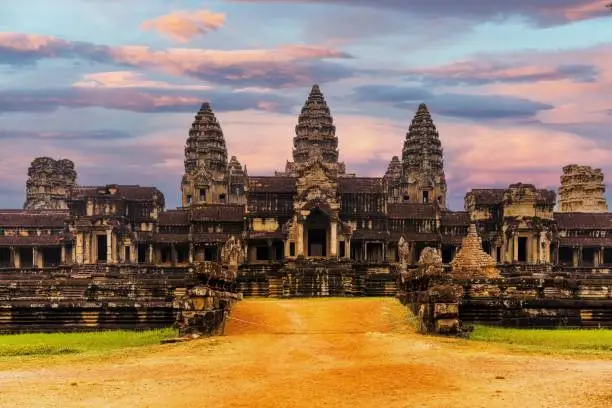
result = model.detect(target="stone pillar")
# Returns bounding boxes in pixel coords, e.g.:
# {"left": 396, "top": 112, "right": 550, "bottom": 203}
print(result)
{"left": 599, "top": 247, "right": 604, "bottom": 267}
{"left": 189, "top": 243, "right": 194, "bottom": 263}
{"left": 330, "top": 221, "right": 337, "bottom": 256}
{"left": 171, "top": 243, "right": 177, "bottom": 266}
{"left": 148, "top": 244, "right": 154, "bottom": 264}
{"left": 13, "top": 247, "right": 20, "bottom": 268}
{"left": 60, "top": 245, "right": 66, "bottom": 265}
{"left": 572, "top": 248, "right": 579, "bottom": 267}
{"left": 9, "top": 246, "right": 15, "bottom": 268}
{"left": 513, "top": 235, "right": 519, "bottom": 262}
{"left": 106, "top": 230, "right": 112, "bottom": 264}
{"left": 296, "top": 222, "right": 304, "bottom": 256}
{"left": 364, "top": 242, "right": 368, "bottom": 261}
{"left": 83, "top": 233, "right": 90, "bottom": 264}
{"left": 33, "top": 247, "right": 42, "bottom": 268}
{"left": 346, "top": 240, "right": 351, "bottom": 259}
{"left": 382, "top": 242, "right": 386, "bottom": 262}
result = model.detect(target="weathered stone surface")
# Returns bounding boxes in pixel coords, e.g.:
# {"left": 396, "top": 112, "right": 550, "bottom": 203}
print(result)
{"left": 451, "top": 224, "right": 500, "bottom": 280}
{"left": 24, "top": 157, "right": 76, "bottom": 210}
{"left": 558, "top": 164, "right": 608, "bottom": 213}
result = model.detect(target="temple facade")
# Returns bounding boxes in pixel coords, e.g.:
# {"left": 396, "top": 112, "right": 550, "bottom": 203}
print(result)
{"left": 1, "top": 85, "right": 611, "bottom": 296}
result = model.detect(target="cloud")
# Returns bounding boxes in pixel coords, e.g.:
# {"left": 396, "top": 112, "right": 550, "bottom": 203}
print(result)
{"left": 351, "top": 85, "right": 553, "bottom": 120}
{"left": 140, "top": 9, "right": 225, "bottom": 42}
{"left": 0, "top": 129, "right": 131, "bottom": 140}
{"left": 0, "top": 86, "right": 298, "bottom": 114}
{"left": 402, "top": 62, "right": 599, "bottom": 86}
{"left": 0, "top": 33, "right": 354, "bottom": 87}
{"left": 230, "top": 0, "right": 612, "bottom": 25}
{"left": 72, "top": 71, "right": 213, "bottom": 90}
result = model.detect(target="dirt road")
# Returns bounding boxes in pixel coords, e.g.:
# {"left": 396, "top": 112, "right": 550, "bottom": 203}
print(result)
{"left": 0, "top": 298, "right": 611, "bottom": 407}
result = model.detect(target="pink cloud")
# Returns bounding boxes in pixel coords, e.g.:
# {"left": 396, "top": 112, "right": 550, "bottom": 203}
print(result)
{"left": 541, "top": 0, "right": 611, "bottom": 21}
{"left": 140, "top": 9, "right": 225, "bottom": 42}
{"left": 72, "top": 71, "right": 212, "bottom": 90}
{"left": 0, "top": 33, "right": 352, "bottom": 87}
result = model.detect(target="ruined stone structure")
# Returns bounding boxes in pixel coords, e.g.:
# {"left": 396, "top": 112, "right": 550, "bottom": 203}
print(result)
{"left": 2, "top": 84, "right": 612, "bottom": 332}
{"left": 558, "top": 164, "right": 608, "bottom": 213}
{"left": 24, "top": 157, "right": 76, "bottom": 210}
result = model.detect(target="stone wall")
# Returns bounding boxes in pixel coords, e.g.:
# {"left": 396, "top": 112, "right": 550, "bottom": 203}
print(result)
{"left": 237, "top": 260, "right": 398, "bottom": 297}
{"left": 0, "top": 263, "right": 238, "bottom": 333}
{"left": 397, "top": 272, "right": 612, "bottom": 331}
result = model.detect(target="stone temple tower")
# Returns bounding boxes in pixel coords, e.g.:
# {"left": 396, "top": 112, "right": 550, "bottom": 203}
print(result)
{"left": 280, "top": 85, "right": 347, "bottom": 176}
{"left": 181, "top": 102, "right": 229, "bottom": 206}
{"left": 24, "top": 157, "right": 76, "bottom": 210}
{"left": 558, "top": 164, "right": 608, "bottom": 212}
{"left": 400, "top": 103, "right": 447, "bottom": 208}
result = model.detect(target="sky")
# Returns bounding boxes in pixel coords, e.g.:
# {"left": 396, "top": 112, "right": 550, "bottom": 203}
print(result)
{"left": 0, "top": 0, "right": 611, "bottom": 211}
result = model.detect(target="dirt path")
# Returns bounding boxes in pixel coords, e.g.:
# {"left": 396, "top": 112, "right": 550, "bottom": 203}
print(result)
{"left": 0, "top": 298, "right": 611, "bottom": 407}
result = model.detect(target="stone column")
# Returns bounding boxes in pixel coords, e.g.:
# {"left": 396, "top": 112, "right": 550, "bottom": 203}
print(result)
{"left": 572, "top": 248, "right": 579, "bottom": 267}
{"left": 346, "top": 240, "right": 351, "bottom": 259}
{"left": 148, "top": 244, "right": 154, "bottom": 264}
{"left": 599, "top": 247, "right": 604, "bottom": 267}
{"left": 106, "top": 230, "right": 112, "bottom": 264}
{"left": 171, "top": 243, "right": 177, "bottom": 266}
{"left": 296, "top": 222, "right": 304, "bottom": 256}
{"left": 364, "top": 242, "right": 368, "bottom": 262}
{"left": 513, "top": 235, "right": 519, "bottom": 262}
{"left": 83, "top": 232, "right": 89, "bottom": 264}
{"left": 13, "top": 247, "right": 20, "bottom": 268}
{"left": 9, "top": 246, "right": 15, "bottom": 268}
{"left": 189, "top": 243, "right": 194, "bottom": 263}
{"left": 33, "top": 247, "right": 41, "bottom": 268}
{"left": 329, "top": 221, "right": 337, "bottom": 256}
{"left": 60, "top": 245, "right": 66, "bottom": 265}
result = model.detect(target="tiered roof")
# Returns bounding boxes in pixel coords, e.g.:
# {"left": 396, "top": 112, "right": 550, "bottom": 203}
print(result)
{"left": 292, "top": 85, "right": 338, "bottom": 164}
{"left": 402, "top": 103, "right": 444, "bottom": 174}
{"left": 184, "top": 102, "right": 228, "bottom": 175}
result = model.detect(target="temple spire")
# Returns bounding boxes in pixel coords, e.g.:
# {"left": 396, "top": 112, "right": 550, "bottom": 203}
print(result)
{"left": 399, "top": 103, "right": 447, "bottom": 207}
{"left": 181, "top": 102, "right": 229, "bottom": 206}
{"left": 292, "top": 84, "right": 338, "bottom": 164}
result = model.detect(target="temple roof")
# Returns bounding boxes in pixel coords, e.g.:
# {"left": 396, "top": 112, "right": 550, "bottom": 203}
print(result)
{"left": 158, "top": 209, "right": 190, "bottom": 226}
{"left": 71, "top": 185, "right": 163, "bottom": 202}
{"left": 0, "top": 210, "right": 68, "bottom": 228}
{"left": 387, "top": 203, "right": 438, "bottom": 219}
{"left": 466, "top": 189, "right": 506, "bottom": 206}
{"left": 248, "top": 176, "right": 297, "bottom": 193}
{"left": 554, "top": 212, "right": 612, "bottom": 229}
{"left": 338, "top": 177, "right": 384, "bottom": 194}
{"left": 190, "top": 204, "right": 244, "bottom": 222}
{"left": 383, "top": 156, "right": 402, "bottom": 180}
{"left": 440, "top": 211, "right": 470, "bottom": 226}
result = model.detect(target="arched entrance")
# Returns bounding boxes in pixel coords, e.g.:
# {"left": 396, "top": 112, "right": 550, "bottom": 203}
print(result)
{"left": 304, "top": 208, "right": 329, "bottom": 257}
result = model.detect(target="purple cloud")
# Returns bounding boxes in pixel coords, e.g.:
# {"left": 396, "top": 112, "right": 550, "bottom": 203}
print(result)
{"left": 0, "top": 87, "right": 298, "bottom": 114}
{"left": 230, "top": 0, "right": 612, "bottom": 26}
{"left": 351, "top": 85, "right": 554, "bottom": 120}
{"left": 0, "top": 33, "right": 355, "bottom": 88}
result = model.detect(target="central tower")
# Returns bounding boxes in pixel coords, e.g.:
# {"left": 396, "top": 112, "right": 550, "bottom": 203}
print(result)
{"left": 284, "top": 85, "right": 350, "bottom": 258}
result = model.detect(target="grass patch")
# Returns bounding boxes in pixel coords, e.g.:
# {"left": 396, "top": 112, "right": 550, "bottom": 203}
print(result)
{"left": 0, "top": 328, "right": 177, "bottom": 357}
{"left": 470, "top": 325, "right": 612, "bottom": 354}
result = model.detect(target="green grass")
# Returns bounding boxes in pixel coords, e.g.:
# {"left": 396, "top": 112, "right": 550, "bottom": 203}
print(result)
{"left": 0, "top": 328, "right": 177, "bottom": 357}
{"left": 470, "top": 325, "right": 612, "bottom": 354}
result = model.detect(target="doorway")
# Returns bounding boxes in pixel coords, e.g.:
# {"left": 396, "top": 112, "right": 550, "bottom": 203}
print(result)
{"left": 308, "top": 229, "right": 326, "bottom": 257}
{"left": 97, "top": 235, "right": 107, "bottom": 263}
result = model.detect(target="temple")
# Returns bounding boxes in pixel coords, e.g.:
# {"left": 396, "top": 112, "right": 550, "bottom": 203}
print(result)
{"left": 1, "top": 85, "right": 612, "bottom": 297}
